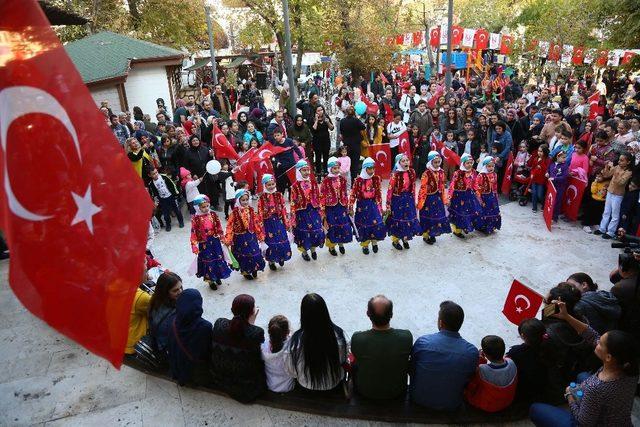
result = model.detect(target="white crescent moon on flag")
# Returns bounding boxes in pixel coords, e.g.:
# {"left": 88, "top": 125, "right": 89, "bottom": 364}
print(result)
{"left": 566, "top": 185, "right": 577, "bottom": 203}
{"left": 375, "top": 150, "right": 387, "bottom": 163}
{"left": 0, "top": 86, "right": 81, "bottom": 221}
{"left": 514, "top": 294, "right": 531, "bottom": 310}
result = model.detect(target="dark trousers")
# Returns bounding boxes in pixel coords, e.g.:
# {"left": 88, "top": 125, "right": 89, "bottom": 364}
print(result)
{"left": 224, "top": 199, "right": 234, "bottom": 218}
{"left": 159, "top": 195, "right": 184, "bottom": 227}
{"left": 347, "top": 144, "right": 361, "bottom": 185}
{"left": 275, "top": 165, "right": 291, "bottom": 196}
{"left": 314, "top": 144, "right": 330, "bottom": 175}
{"left": 390, "top": 145, "right": 399, "bottom": 164}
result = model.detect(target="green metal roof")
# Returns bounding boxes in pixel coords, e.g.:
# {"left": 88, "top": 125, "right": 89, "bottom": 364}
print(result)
{"left": 64, "top": 31, "right": 184, "bottom": 84}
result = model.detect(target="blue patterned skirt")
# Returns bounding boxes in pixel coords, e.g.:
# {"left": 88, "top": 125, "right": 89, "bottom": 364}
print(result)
{"left": 449, "top": 189, "right": 480, "bottom": 233}
{"left": 386, "top": 192, "right": 421, "bottom": 240}
{"left": 419, "top": 192, "right": 452, "bottom": 237}
{"left": 197, "top": 236, "right": 232, "bottom": 281}
{"left": 475, "top": 192, "right": 502, "bottom": 233}
{"left": 354, "top": 199, "right": 387, "bottom": 242}
{"left": 293, "top": 205, "right": 325, "bottom": 250}
{"left": 231, "top": 232, "right": 265, "bottom": 273}
{"left": 325, "top": 204, "right": 353, "bottom": 244}
{"left": 263, "top": 215, "right": 292, "bottom": 263}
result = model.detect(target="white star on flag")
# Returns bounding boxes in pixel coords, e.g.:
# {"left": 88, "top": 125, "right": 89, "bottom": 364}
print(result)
{"left": 71, "top": 186, "right": 102, "bottom": 234}
{"left": 516, "top": 307, "right": 523, "bottom": 313}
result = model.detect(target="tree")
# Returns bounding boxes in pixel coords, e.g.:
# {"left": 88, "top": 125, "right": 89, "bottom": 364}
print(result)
{"left": 52, "top": 0, "right": 228, "bottom": 50}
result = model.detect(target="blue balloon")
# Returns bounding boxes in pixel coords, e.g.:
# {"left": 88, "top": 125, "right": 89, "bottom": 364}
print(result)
{"left": 355, "top": 101, "right": 367, "bottom": 116}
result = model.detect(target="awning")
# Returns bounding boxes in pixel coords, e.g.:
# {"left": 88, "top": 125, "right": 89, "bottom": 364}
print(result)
{"left": 184, "top": 57, "right": 212, "bottom": 71}
{"left": 221, "top": 56, "right": 248, "bottom": 69}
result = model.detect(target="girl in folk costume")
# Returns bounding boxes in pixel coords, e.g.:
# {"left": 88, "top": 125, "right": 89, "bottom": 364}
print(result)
{"left": 190, "top": 195, "right": 231, "bottom": 290}
{"left": 320, "top": 157, "right": 353, "bottom": 256}
{"left": 448, "top": 153, "right": 480, "bottom": 238}
{"left": 474, "top": 157, "right": 502, "bottom": 234}
{"left": 290, "top": 159, "right": 325, "bottom": 261}
{"left": 349, "top": 157, "right": 386, "bottom": 255}
{"left": 257, "top": 174, "right": 292, "bottom": 271}
{"left": 417, "top": 151, "right": 451, "bottom": 245}
{"left": 386, "top": 153, "right": 421, "bottom": 250}
{"left": 225, "top": 189, "right": 266, "bottom": 280}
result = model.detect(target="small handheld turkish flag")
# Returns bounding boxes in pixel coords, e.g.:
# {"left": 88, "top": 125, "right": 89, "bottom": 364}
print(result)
{"left": 561, "top": 176, "right": 588, "bottom": 221}
{"left": 0, "top": 0, "right": 153, "bottom": 367}
{"left": 502, "top": 279, "right": 544, "bottom": 326}
{"left": 368, "top": 144, "right": 391, "bottom": 179}
{"left": 397, "top": 131, "right": 412, "bottom": 166}
{"left": 543, "top": 180, "right": 557, "bottom": 231}
{"left": 501, "top": 152, "right": 514, "bottom": 195}
{"left": 433, "top": 139, "right": 461, "bottom": 167}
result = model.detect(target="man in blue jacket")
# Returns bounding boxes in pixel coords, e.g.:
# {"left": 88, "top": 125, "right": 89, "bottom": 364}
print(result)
{"left": 272, "top": 128, "right": 303, "bottom": 194}
{"left": 410, "top": 301, "right": 478, "bottom": 411}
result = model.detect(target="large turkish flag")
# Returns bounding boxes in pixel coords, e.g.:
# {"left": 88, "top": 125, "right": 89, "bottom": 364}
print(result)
{"left": 212, "top": 123, "right": 239, "bottom": 160}
{"left": 0, "top": 0, "right": 153, "bottom": 367}
{"left": 368, "top": 144, "right": 391, "bottom": 179}
{"left": 397, "top": 131, "right": 412, "bottom": 166}
{"left": 502, "top": 279, "right": 544, "bottom": 326}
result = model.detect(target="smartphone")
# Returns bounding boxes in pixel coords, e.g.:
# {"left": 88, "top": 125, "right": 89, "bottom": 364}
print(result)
{"left": 543, "top": 302, "right": 558, "bottom": 318}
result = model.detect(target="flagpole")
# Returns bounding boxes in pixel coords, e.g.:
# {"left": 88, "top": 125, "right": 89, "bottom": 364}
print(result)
{"left": 445, "top": 0, "right": 453, "bottom": 91}
{"left": 204, "top": 3, "right": 218, "bottom": 86}
{"left": 282, "top": 0, "right": 297, "bottom": 116}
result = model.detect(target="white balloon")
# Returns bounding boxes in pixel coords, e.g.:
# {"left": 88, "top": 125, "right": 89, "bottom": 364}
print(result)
{"left": 206, "top": 160, "right": 221, "bottom": 175}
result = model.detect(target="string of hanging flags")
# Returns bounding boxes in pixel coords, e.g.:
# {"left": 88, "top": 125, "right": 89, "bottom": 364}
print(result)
{"left": 386, "top": 25, "right": 639, "bottom": 67}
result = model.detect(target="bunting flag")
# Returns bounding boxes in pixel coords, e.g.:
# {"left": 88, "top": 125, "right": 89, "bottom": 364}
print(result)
{"left": 439, "top": 24, "right": 448, "bottom": 45}
{"left": 412, "top": 31, "right": 424, "bottom": 47}
{"left": 596, "top": 49, "right": 609, "bottom": 67}
{"left": 430, "top": 27, "right": 441, "bottom": 47}
{"left": 395, "top": 34, "right": 404, "bottom": 45}
{"left": 451, "top": 26, "right": 464, "bottom": 46}
{"left": 548, "top": 43, "right": 561, "bottom": 61}
{"left": 561, "top": 45, "right": 574, "bottom": 63}
{"left": 607, "top": 49, "right": 623, "bottom": 67}
{"left": 526, "top": 39, "right": 539, "bottom": 52}
{"left": 403, "top": 32, "right": 413, "bottom": 46}
{"left": 538, "top": 41, "right": 550, "bottom": 57}
{"left": 500, "top": 35, "right": 514, "bottom": 54}
{"left": 489, "top": 33, "right": 501, "bottom": 50}
{"left": 583, "top": 48, "right": 596, "bottom": 64}
{"left": 622, "top": 51, "right": 637, "bottom": 65}
{"left": 462, "top": 28, "right": 476, "bottom": 48}
{"left": 572, "top": 46, "right": 585, "bottom": 65}
{"left": 475, "top": 28, "right": 489, "bottom": 49}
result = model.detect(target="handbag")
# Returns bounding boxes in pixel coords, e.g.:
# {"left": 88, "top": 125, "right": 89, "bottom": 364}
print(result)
{"left": 134, "top": 306, "right": 173, "bottom": 371}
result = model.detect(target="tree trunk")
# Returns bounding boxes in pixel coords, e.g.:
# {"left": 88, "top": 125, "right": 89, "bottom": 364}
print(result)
{"left": 127, "top": 0, "right": 142, "bottom": 30}
{"left": 292, "top": 1, "right": 304, "bottom": 79}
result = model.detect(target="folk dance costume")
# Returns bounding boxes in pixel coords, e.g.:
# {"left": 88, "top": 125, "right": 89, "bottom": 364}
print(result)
{"left": 257, "top": 174, "right": 292, "bottom": 270}
{"left": 320, "top": 157, "right": 353, "bottom": 256}
{"left": 290, "top": 160, "right": 325, "bottom": 261}
{"left": 349, "top": 157, "right": 386, "bottom": 254}
{"left": 386, "top": 154, "right": 421, "bottom": 250}
{"left": 474, "top": 157, "right": 502, "bottom": 234}
{"left": 417, "top": 151, "right": 451, "bottom": 244}
{"left": 225, "top": 189, "right": 266, "bottom": 280}
{"left": 448, "top": 153, "right": 480, "bottom": 238}
{"left": 190, "top": 195, "right": 231, "bottom": 290}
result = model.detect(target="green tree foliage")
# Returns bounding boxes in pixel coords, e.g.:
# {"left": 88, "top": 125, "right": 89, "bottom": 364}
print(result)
{"left": 52, "top": 0, "right": 227, "bottom": 49}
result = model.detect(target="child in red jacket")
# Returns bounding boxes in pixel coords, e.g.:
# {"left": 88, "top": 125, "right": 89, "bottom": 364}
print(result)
{"left": 527, "top": 144, "right": 551, "bottom": 212}
{"left": 465, "top": 335, "right": 518, "bottom": 412}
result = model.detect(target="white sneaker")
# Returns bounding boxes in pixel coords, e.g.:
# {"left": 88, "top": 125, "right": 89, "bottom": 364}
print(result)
{"left": 583, "top": 226, "right": 593, "bottom": 234}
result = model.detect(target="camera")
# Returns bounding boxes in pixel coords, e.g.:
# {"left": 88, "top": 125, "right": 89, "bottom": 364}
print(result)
{"left": 611, "top": 241, "right": 640, "bottom": 254}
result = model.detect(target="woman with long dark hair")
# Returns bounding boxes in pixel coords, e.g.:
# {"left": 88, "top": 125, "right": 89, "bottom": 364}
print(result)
{"left": 148, "top": 272, "right": 182, "bottom": 357}
{"left": 284, "top": 293, "right": 347, "bottom": 392}
{"left": 211, "top": 294, "right": 266, "bottom": 402}
{"left": 530, "top": 300, "right": 639, "bottom": 426}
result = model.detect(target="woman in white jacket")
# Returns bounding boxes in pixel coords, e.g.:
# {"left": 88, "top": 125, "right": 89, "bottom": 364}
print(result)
{"left": 399, "top": 85, "right": 422, "bottom": 123}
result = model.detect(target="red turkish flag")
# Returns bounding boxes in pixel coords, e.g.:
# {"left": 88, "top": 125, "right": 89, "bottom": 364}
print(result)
{"left": 572, "top": 47, "right": 585, "bottom": 65}
{"left": 395, "top": 34, "right": 404, "bottom": 45}
{"left": 587, "top": 90, "right": 601, "bottom": 120}
{"left": 233, "top": 159, "right": 255, "bottom": 190}
{"left": 502, "top": 279, "right": 544, "bottom": 326}
{"left": 501, "top": 152, "right": 514, "bottom": 195}
{"left": 475, "top": 29, "right": 489, "bottom": 50}
{"left": 212, "top": 124, "right": 239, "bottom": 160}
{"left": 561, "top": 176, "right": 587, "bottom": 221}
{"left": 543, "top": 180, "right": 557, "bottom": 231}
{"left": 596, "top": 49, "right": 609, "bottom": 67}
{"left": 368, "top": 144, "right": 391, "bottom": 179}
{"left": 526, "top": 39, "right": 539, "bottom": 52}
{"left": 285, "top": 160, "right": 315, "bottom": 185}
{"left": 0, "top": 0, "right": 153, "bottom": 367}
{"left": 548, "top": 43, "right": 561, "bottom": 61}
{"left": 451, "top": 26, "right": 463, "bottom": 46}
{"left": 397, "top": 131, "right": 413, "bottom": 166}
{"left": 622, "top": 51, "right": 637, "bottom": 65}
{"left": 500, "top": 35, "right": 514, "bottom": 55}
{"left": 433, "top": 139, "right": 461, "bottom": 167}
{"left": 412, "top": 31, "right": 423, "bottom": 46}
{"left": 430, "top": 27, "right": 441, "bottom": 47}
